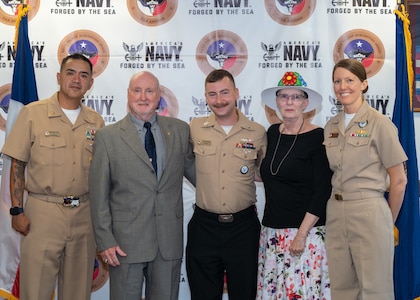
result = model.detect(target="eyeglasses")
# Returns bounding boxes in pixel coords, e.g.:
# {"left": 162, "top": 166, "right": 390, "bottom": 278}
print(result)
{"left": 276, "top": 94, "right": 307, "bottom": 102}
{"left": 276, "top": 94, "right": 306, "bottom": 102}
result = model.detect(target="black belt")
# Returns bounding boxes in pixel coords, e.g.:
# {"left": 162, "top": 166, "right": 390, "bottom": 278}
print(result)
{"left": 194, "top": 205, "right": 256, "bottom": 223}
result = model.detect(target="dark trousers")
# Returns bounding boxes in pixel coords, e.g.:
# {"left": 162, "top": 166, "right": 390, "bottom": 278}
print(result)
{"left": 186, "top": 205, "right": 261, "bottom": 300}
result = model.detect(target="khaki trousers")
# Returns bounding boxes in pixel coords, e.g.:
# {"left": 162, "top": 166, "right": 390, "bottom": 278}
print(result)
{"left": 326, "top": 196, "right": 394, "bottom": 300}
{"left": 20, "top": 195, "right": 95, "bottom": 300}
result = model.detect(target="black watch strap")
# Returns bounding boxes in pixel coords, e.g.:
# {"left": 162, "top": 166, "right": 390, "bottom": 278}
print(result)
{"left": 9, "top": 207, "right": 24, "bottom": 216}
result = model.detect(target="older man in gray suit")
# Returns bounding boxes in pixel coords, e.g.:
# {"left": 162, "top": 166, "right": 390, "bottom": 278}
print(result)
{"left": 89, "top": 71, "right": 195, "bottom": 300}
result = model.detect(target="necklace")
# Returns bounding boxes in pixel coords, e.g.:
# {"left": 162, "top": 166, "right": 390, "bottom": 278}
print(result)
{"left": 269, "top": 120, "right": 304, "bottom": 176}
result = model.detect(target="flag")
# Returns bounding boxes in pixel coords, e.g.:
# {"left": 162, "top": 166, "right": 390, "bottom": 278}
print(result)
{"left": 393, "top": 5, "right": 420, "bottom": 300}
{"left": 0, "top": 4, "right": 38, "bottom": 300}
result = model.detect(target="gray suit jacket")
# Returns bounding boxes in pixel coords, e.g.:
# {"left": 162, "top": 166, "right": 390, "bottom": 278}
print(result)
{"left": 89, "top": 114, "right": 195, "bottom": 263}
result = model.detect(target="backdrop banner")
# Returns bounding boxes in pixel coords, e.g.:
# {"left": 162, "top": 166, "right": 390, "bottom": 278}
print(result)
{"left": 0, "top": 1, "right": 397, "bottom": 299}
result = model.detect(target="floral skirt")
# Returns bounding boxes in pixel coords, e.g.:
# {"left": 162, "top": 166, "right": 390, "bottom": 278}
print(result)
{"left": 256, "top": 226, "right": 331, "bottom": 300}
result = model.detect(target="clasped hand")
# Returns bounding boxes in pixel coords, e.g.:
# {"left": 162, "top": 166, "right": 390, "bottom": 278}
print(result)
{"left": 12, "top": 214, "right": 30, "bottom": 236}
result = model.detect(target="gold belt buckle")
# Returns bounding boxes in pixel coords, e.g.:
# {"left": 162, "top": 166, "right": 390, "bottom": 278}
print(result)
{"left": 218, "top": 214, "right": 234, "bottom": 223}
{"left": 334, "top": 194, "right": 343, "bottom": 201}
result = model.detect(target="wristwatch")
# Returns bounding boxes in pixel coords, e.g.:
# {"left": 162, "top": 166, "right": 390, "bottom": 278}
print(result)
{"left": 9, "top": 207, "right": 24, "bottom": 216}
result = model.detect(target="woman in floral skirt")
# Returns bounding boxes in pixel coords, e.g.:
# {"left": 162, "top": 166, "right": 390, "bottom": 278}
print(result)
{"left": 257, "top": 71, "right": 332, "bottom": 300}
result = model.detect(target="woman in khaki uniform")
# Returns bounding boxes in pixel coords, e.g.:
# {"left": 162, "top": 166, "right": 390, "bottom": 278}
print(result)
{"left": 323, "top": 59, "right": 407, "bottom": 300}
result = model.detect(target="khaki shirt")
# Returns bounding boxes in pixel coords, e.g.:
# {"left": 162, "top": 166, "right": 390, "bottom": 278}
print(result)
{"left": 323, "top": 100, "right": 407, "bottom": 197}
{"left": 2, "top": 93, "right": 104, "bottom": 197}
{"left": 190, "top": 110, "right": 267, "bottom": 213}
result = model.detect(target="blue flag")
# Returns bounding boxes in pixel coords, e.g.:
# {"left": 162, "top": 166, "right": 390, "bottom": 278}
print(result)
{"left": 393, "top": 7, "right": 420, "bottom": 300}
{"left": 0, "top": 5, "right": 38, "bottom": 300}
{"left": 7, "top": 4, "right": 38, "bottom": 132}
{"left": 11, "top": 9, "right": 38, "bottom": 105}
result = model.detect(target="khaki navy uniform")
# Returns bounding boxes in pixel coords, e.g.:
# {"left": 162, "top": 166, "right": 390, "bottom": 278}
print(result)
{"left": 2, "top": 93, "right": 104, "bottom": 300}
{"left": 186, "top": 110, "right": 267, "bottom": 300}
{"left": 323, "top": 100, "right": 407, "bottom": 300}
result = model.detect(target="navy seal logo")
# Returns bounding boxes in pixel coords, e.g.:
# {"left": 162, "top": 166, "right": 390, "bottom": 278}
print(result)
{"left": 264, "top": 0, "right": 316, "bottom": 26}
{"left": 123, "top": 42, "right": 144, "bottom": 61}
{"left": 333, "top": 29, "right": 385, "bottom": 78}
{"left": 193, "top": 0, "right": 211, "bottom": 8}
{"left": 57, "top": 30, "right": 110, "bottom": 78}
{"left": 261, "top": 42, "right": 281, "bottom": 61}
{"left": 329, "top": 95, "right": 343, "bottom": 116}
{"left": 196, "top": 30, "right": 248, "bottom": 77}
{"left": 192, "top": 96, "right": 210, "bottom": 117}
{"left": 0, "top": 0, "right": 40, "bottom": 25}
{"left": 55, "top": 0, "right": 72, "bottom": 8}
{"left": 127, "top": 0, "right": 178, "bottom": 26}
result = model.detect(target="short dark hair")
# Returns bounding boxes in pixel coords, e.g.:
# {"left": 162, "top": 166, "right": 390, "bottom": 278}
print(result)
{"left": 332, "top": 59, "right": 368, "bottom": 93}
{"left": 60, "top": 53, "right": 93, "bottom": 74}
{"left": 205, "top": 69, "right": 236, "bottom": 87}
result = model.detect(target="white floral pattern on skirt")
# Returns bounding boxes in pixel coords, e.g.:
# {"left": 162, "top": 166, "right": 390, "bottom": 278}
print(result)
{"left": 256, "top": 226, "right": 331, "bottom": 300}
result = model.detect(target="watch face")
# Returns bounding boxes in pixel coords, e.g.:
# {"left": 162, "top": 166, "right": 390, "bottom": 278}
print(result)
{"left": 10, "top": 207, "right": 23, "bottom": 215}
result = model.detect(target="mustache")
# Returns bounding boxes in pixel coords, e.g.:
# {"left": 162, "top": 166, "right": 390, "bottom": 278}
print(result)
{"left": 210, "top": 101, "right": 237, "bottom": 108}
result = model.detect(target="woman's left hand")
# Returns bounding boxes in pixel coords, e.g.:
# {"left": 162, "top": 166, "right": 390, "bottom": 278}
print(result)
{"left": 291, "top": 212, "right": 319, "bottom": 257}
{"left": 289, "top": 234, "right": 306, "bottom": 257}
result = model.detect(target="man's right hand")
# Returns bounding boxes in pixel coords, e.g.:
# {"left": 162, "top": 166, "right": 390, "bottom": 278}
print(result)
{"left": 100, "top": 246, "right": 127, "bottom": 267}
{"left": 12, "top": 213, "right": 30, "bottom": 236}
